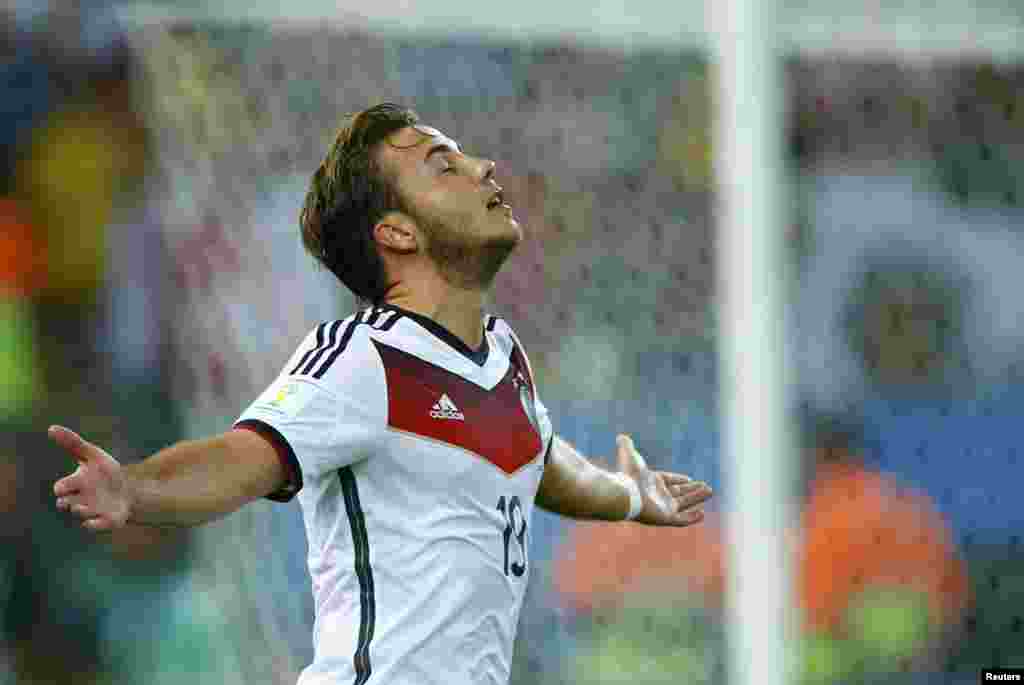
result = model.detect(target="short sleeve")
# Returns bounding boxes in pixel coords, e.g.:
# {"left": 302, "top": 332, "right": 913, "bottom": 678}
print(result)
{"left": 234, "top": 320, "right": 387, "bottom": 495}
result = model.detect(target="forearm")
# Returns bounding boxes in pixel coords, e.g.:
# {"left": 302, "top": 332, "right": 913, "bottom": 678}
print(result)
{"left": 536, "top": 436, "right": 632, "bottom": 521}
{"left": 125, "top": 434, "right": 257, "bottom": 527}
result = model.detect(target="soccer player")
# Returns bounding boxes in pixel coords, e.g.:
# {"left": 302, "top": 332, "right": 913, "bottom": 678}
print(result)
{"left": 50, "top": 103, "right": 713, "bottom": 685}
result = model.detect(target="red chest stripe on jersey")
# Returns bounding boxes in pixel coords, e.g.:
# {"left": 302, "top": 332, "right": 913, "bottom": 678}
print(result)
{"left": 372, "top": 340, "right": 543, "bottom": 475}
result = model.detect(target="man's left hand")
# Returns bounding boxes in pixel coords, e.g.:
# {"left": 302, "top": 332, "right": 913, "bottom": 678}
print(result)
{"left": 616, "top": 434, "right": 713, "bottom": 526}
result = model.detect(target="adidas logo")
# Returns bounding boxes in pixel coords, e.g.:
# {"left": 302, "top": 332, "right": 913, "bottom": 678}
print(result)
{"left": 429, "top": 393, "right": 465, "bottom": 421}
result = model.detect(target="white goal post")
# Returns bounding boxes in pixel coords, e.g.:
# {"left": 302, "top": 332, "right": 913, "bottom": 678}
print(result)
{"left": 712, "top": 1, "right": 795, "bottom": 684}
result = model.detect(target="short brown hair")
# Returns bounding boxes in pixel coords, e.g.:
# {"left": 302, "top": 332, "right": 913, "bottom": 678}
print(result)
{"left": 299, "top": 103, "right": 419, "bottom": 304}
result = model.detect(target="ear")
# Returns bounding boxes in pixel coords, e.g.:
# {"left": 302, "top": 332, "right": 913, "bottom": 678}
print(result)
{"left": 373, "top": 213, "right": 419, "bottom": 254}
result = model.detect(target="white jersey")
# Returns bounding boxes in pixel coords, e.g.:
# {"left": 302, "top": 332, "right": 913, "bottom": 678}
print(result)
{"left": 235, "top": 304, "right": 554, "bottom": 685}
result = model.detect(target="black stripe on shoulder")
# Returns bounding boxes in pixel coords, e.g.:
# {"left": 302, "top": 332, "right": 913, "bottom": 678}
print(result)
{"left": 376, "top": 309, "right": 402, "bottom": 331}
{"left": 290, "top": 322, "right": 327, "bottom": 375}
{"left": 485, "top": 315, "right": 498, "bottom": 332}
{"left": 365, "top": 307, "right": 383, "bottom": 327}
{"left": 312, "top": 314, "right": 362, "bottom": 379}
{"left": 339, "top": 466, "right": 376, "bottom": 685}
{"left": 298, "top": 319, "right": 342, "bottom": 375}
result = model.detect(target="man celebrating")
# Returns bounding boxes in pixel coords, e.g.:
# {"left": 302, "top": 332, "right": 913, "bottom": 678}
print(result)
{"left": 50, "top": 103, "right": 713, "bottom": 685}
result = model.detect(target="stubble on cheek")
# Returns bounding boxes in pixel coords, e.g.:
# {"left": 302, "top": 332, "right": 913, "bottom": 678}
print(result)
{"left": 424, "top": 214, "right": 519, "bottom": 289}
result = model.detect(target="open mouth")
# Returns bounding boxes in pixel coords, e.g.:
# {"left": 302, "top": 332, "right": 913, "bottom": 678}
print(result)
{"left": 486, "top": 190, "right": 506, "bottom": 210}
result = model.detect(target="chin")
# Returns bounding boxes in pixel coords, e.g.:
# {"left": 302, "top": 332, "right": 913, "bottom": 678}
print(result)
{"left": 490, "top": 212, "right": 523, "bottom": 244}
{"left": 470, "top": 226, "right": 520, "bottom": 286}
{"left": 503, "top": 222, "right": 524, "bottom": 247}
{"left": 487, "top": 224, "right": 522, "bottom": 254}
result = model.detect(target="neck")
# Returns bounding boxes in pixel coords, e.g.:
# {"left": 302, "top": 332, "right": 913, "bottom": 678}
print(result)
{"left": 383, "top": 280, "right": 488, "bottom": 351}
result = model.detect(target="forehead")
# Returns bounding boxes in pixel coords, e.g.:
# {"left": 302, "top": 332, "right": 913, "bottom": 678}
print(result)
{"left": 381, "top": 124, "right": 461, "bottom": 160}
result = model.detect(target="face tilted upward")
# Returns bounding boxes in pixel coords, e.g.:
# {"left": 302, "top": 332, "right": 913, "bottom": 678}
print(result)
{"left": 376, "top": 125, "right": 521, "bottom": 289}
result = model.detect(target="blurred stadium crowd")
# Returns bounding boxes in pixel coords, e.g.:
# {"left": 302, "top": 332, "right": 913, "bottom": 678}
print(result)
{"left": 2, "top": 1, "right": 1023, "bottom": 684}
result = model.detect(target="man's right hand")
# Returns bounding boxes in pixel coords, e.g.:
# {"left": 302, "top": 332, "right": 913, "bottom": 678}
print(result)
{"left": 50, "top": 425, "right": 133, "bottom": 532}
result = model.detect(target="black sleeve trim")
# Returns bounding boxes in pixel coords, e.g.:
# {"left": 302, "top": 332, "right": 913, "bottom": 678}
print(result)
{"left": 233, "top": 418, "right": 304, "bottom": 502}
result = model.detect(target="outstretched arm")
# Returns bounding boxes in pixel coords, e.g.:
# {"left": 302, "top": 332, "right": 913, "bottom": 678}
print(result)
{"left": 50, "top": 425, "right": 287, "bottom": 531}
{"left": 536, "top": 434, "right": 713, "bottom": 526}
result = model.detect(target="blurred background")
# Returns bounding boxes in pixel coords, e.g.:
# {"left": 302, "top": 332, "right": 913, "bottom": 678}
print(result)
{"left": 2, "top": 0, "right": 1022, "bottom": 683}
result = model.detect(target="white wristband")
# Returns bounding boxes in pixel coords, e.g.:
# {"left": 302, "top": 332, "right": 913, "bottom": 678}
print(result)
{"left": 611, "top": 473, "right": 643, "bottom": 521}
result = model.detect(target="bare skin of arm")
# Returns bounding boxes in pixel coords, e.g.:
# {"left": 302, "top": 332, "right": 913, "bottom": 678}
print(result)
{"left": 50, "top": 425, "right": 286, "bottom": 531}
{"left": 536, "top": 433, "right": 713, "bottom": 526}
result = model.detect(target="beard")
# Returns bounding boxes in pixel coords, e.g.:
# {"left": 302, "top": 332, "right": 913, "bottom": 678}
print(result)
{"left": 419, "top": 212, "right": 519, "bottom": 290}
